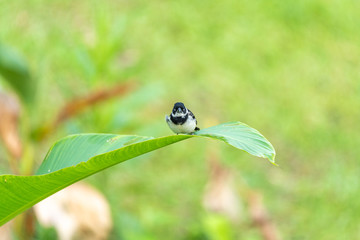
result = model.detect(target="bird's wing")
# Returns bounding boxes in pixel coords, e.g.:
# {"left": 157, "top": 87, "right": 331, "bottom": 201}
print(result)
{"left": 188, "top": 110, "right": 197, "bottom": 124}
{"left": 188, "top": 110, "right": 200, "bottom": 131}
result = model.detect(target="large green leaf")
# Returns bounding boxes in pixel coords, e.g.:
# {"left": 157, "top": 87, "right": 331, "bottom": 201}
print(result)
{"left": 0, "top": 122, "right": 275, "bottom": 226}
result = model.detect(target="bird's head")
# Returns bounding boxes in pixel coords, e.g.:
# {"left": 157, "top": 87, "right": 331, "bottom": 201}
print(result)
{"left": 172, "top": 102, "right": 187, "bottom": 117}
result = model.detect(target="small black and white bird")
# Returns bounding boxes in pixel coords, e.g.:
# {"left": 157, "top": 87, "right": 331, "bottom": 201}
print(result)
{"left": 166, "top": 102, "right": 200, "bottom": 134}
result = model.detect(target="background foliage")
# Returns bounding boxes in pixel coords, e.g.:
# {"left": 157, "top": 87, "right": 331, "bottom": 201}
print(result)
{"left": 0, "top": 0, "right": 359, "bottom": 239}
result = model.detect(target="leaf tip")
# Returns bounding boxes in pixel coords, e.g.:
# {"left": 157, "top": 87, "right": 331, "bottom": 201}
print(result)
{"left": 267, "top": 153, "right": 277, "bottom": 166}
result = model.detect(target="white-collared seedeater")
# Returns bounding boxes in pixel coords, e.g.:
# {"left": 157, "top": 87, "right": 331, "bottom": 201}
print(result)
{"left": 165, "top": 102, "right": 200, "bottom": 134}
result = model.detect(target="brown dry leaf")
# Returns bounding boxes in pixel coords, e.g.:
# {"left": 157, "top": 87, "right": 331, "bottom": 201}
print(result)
{"left": 0, "top": 92, "right": 22, "bottom": 161}
{"left": 34, "top": 182, "right": 112, "bottom": 240}
{"left": 35, "top": 81, "right": 137, "bottom": 140}
{"left": 0, "top": 220, "right": 13, "bottom": 240}
{"left": 248, "top": 191, "right": 281, "bottom": 240}
{"left": 55, "top": 81, "right": 136, "bottom": 124}
{"left": 202, "top": 143, "right": 242, "bottom": 222}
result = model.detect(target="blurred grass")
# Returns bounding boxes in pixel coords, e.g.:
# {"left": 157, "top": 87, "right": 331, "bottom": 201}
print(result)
{"left": 1, "top": 0, "right": 360, "bottom": 239}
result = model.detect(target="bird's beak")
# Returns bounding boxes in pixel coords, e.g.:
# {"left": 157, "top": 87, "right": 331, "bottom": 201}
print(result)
{"left": 177, "top": 108, "right": 182, "bottom": 113}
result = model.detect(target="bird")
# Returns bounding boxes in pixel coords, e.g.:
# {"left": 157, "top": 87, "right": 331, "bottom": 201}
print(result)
{"left": 165, "top": 102, "right": 200, "bottom": 134}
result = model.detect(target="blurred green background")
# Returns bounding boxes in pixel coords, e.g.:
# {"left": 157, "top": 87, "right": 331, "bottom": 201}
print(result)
{"left": 1, "top": 0, "right": 359, "bottom": 239}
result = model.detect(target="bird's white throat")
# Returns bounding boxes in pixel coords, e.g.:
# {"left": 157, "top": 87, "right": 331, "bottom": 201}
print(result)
{"left": 172, "top": 113, "right": 185, "bottom": 118}
{"left": 172, "top": 109, "right": 188, "bottom": 118}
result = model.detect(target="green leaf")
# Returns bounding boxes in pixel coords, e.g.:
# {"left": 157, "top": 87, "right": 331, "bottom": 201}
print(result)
{"left": 0, "top": 43, "right": 34, "bottom": 103}
{"left": 0, "top": 122, "right": 275, "bottom": 226}
{"left": 195, "top": 122, "right": 275, "bottom": 162}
